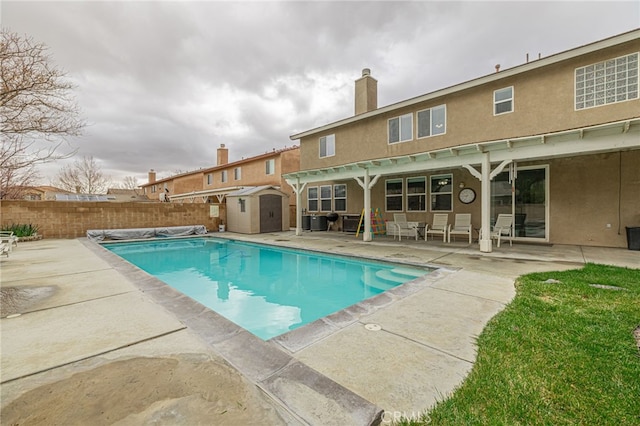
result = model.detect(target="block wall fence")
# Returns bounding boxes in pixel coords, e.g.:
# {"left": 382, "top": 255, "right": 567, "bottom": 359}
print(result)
{"left": 0, "top": 201, "right": 226, "bottom": 239}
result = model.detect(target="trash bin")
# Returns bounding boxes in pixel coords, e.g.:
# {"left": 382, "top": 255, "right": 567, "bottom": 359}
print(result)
{"left": 302, "top": 215, "right": 311, "bottom": 231}
{"left": 626, "top": 227, "right": 640, "bottom": 251}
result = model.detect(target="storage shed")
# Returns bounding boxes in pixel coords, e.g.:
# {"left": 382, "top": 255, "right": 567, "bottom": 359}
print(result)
{"left": 226, "top": 186, "right": 290, "bottom": 234}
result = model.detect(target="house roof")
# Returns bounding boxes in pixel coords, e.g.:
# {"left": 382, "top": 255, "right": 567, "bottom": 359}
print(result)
{"left": 290, "top": 29, "right": 640, "bottom": 140}
{"left": 143, "top": 145, "right": 299, "bottom": 186}
{"left": 106, "top": 188, "right": 137, "bottom": 195}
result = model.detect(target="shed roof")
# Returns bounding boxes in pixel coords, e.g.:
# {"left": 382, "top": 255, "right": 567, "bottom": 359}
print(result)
{"left": 227, "top": 185, "right": 282, "bottom": 197}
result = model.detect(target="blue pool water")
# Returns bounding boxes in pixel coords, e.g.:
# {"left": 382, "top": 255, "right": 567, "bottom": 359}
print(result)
{"left": 104, "top": 238, "right": 430, "bottom": 340}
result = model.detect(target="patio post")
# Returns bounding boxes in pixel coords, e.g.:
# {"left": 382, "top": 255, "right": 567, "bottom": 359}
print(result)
{"left": 363, "top": 168, "right": 372, "bottom": 242}
{"left": 480, "top": 152, "right": 493, "bottom": 253}
{"left": 286, "top": 177, "right": 306, "bottom": 236}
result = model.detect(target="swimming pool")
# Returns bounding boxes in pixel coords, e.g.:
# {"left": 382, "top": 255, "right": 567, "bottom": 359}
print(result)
{"left": 103, "top": 237, "right": 431, "bottom": 340}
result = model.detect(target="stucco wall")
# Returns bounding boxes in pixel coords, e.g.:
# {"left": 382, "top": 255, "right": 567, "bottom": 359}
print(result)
{"left": 297, "top": 150, "right": 640, "bottom": 248}
{"left": 299, "top": 40, "right": 639, "bottom": 170}
{"left": 0, "top": 201, "right": 225, "bottom": 239}
{"left": 549, "top": 150, "right": 640, "bottom": 247}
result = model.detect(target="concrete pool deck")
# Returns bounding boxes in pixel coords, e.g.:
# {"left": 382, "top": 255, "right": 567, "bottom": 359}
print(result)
{"left": 1, "top": 232, "right": 638, "bottom": 424}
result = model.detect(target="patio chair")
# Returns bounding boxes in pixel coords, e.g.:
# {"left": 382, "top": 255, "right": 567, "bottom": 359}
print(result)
{"left": 425, "top": 213, "right": 450, "bottom": 242}
{"left": 0, "top": 231, "right": 18, "bottom": 252}
{"left": 449, "top": 213, "right": 472, "bottom": 243}
{"left": 393, "top": 213, "right": 419, "bottom": 241}
{"left": 0, "top": 242, "right": 9, "bottom": 257}
{"left": 491, "top": 214, "right": 514, "bottom": 247}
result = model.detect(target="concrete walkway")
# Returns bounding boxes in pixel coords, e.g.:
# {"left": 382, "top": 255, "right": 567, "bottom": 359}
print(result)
{"left": 1, "top": 233, "right": 638, "bottom": 425}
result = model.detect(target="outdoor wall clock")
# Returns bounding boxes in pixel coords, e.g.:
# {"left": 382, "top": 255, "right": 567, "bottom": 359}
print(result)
{"left": 458, "top": 188, "right": 476, "bottom": 204}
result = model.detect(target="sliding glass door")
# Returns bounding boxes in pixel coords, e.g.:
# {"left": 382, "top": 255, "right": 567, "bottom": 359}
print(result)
{"left": 491, "top": 165, "right": 548, "bottom": 241}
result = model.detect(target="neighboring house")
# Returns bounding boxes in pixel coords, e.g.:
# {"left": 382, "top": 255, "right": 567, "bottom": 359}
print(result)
{"left": 105, "top": 188, "right": 152, "bottom": 202}
{"left": 1, "top": 185, "right": 72, "bottom": 200}
{"left": 139, "top": 143, "right": 300, "bottom": 209}
{"left": 285, "top": 29, "right": 640, "bottom": 251}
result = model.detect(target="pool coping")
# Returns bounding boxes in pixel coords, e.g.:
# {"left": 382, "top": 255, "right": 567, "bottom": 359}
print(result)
{"left": 82, "top": 235, "right": 454, "bottom": 425}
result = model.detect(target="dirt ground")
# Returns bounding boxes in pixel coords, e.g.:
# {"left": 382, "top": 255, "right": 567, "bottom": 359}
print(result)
{"left": 1, "top": 354, "right": 288, "bottom": 426}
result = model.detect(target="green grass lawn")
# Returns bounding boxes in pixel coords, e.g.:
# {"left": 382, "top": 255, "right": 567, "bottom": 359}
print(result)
{"left": 397, "top": 263, "right": 640, "bottom": 425}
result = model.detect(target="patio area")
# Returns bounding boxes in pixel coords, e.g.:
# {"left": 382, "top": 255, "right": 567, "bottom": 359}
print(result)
{"left": 1, "top": 231, "right": 638, "bottom": 425}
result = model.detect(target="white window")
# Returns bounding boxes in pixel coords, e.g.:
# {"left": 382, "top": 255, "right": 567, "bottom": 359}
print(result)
{"left": 320, "top": 134, "right": 335, "bottom": 158}
{"left": 575, "top": 52, "right": 639, "bottom": 110}
{"left": 430, "top": 174, "right": 452, "bottom": 211}
{"left": 207, "top": 174, "right": 213, "bottom": 185}
{"left": 320, "top": 185, "right": 332, "bottom": 211}
{"left": 407, "top": 177, "right": 427, "bottom": 211}
{"left": 151, "top": 185, "right": 157, "bottom": 193}
{"left": 221, "top": 170, "right": 228, "bottom": 183}
{"left": 388, "top": 113, "right": 413, "bottom": 144}
{"left": 494, "top": 87, "right": 514, "bottom": 115}
{"left": 417, "top": 105, "right": 446, "bottom": 138}
{"left": 385, "top": 179, "right": 403, "bottom": 212}
{"left": 308, "top": 186, "right": 318, "bottom": 211}
{"left": 266, "top": 159, "right": 275, "bottom": 175}
{"left": 234, "top": 167, "right": 241, "bottom": 181}
{"left": 334, "top": 184, "right": 347, "bottom": 212}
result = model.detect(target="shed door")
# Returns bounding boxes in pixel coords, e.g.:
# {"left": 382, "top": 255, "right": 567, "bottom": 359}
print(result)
{"left": 260, "top": 194, "right": 282, "bottom": 233}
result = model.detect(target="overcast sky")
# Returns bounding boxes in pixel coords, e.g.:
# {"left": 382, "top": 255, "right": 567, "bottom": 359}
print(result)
{"left": 3, "top": 1, "right": 638, "bottom": 188}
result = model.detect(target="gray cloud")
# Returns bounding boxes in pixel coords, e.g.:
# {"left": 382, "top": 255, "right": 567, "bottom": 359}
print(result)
{"left": 3, "top": 1, "right": 638, "bottom": 186}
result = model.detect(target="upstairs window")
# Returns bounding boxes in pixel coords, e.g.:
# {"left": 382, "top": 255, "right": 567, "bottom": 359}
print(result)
{"left": 385, "top": 179, "right": 403, "bottom": 212}
{"left": 417, "top": 105, "right": 446, "bottom": 138}
{"left": 575, "top": 52, "right": 639, "bottom": 110}
{"left": 206, "top": 174, "right": 213, "bottom": 185}
{"left": 494, "top": 87, "right": 514, "bottom": 115}
{"left": 221, "top": 170, "right": 228, "bottom": 183}
{"left": 307, "top": 186, "right": 318, "bottom": 211}
{"left": 320, "top": 134, "right": 335, "bottom": 158}
{"left": 234, "top": 167, "right": 241, "bottom": 181}
{"left": 266, "top": 159, "right": 275, "bottom": 175}
{"left": 388, "top": 113, "right": 413, "bottom": 144}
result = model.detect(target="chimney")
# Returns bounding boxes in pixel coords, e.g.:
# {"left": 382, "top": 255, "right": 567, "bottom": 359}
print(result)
{"left": 148, "top": 169, "right": 156, "bottom": 184}
{"left": 354, "top": 68, "right": 377, "bottom": 115}
{"left": 217, "top": 143, "right": 229, "bottom": 166}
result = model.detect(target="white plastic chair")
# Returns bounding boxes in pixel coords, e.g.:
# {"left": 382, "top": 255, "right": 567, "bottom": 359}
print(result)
{"left": 449, "top": 213, "right": 472, "bottom": 243}
{"left": 491, "top": 214, "right": 514, "bottom": 247}
{"left": 425, "top": 214, "right": 450, "bottom": 242}
{"left": 0, "top": 231, "right": 18, "bottom": 252}
{"left": 393, "top": 213, "right": 419, "bottom": 241}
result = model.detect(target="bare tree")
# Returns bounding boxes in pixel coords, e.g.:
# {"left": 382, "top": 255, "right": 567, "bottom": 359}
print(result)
{"left": 1, "top": 30, "right": 85, "bottom": 198}
{"left": 119, "top": 176, "right": 139, "bottom": 190}
{"left": 55, "top": 155, "right": 110, "bottom": 194}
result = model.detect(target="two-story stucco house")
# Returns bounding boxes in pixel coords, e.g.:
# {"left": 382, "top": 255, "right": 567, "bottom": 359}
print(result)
{"left": 285, "top": 29, "right": 640, "bottom": 251}
{"left": 140, "top": 144, "right": 300, "bottom": 222}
